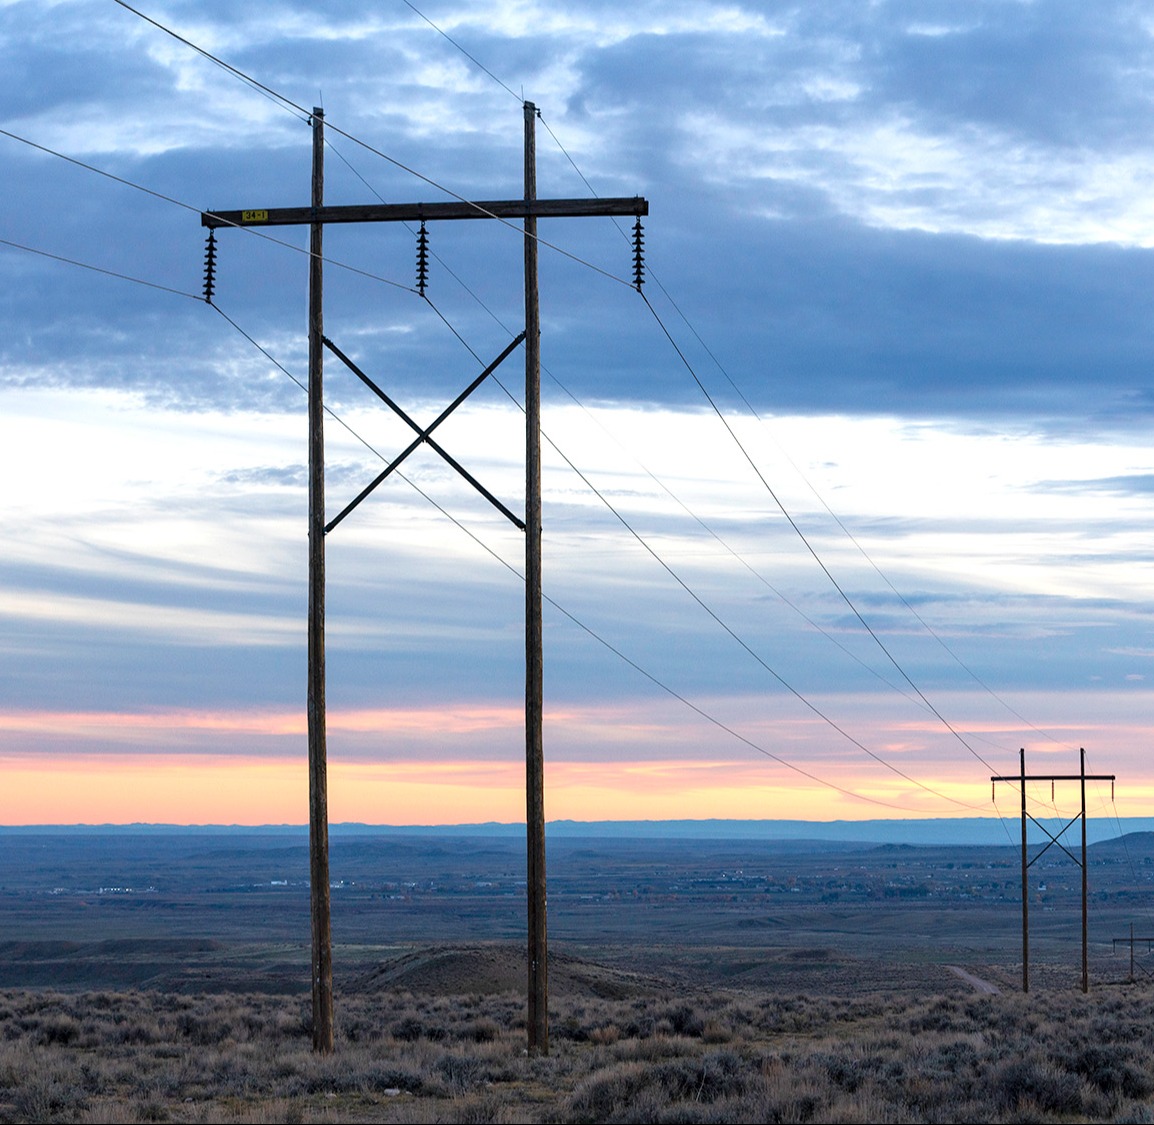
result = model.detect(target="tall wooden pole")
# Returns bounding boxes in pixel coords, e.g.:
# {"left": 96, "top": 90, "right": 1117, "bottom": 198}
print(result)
{"left": 523, "top": 99, "right": 548, "bottom": 1056}
{"left": 307, "top": 106, "right": 335, "bottom": 1055}
{"left": 1080, "top": 747, "right": 1089, "bottom": 994}
{"left": 1020, "top": 747, "right": 1029, "bottom": 994}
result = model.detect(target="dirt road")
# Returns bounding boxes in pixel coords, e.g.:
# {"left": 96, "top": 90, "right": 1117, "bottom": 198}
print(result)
{"left": 947, "top": 965, "right": 1000, "bottom": 994}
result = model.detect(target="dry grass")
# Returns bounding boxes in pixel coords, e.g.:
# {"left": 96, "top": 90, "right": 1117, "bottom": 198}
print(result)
{"left": 1, "top": 972, "right": 1153, "bottom": 1123}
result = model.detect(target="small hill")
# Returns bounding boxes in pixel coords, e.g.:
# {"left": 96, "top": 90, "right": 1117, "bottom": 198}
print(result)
{"left": 1090, "top": 831, "right": 1154, "bottom": 859}
{"left": 352, "top": 942, "right": 668, "bottom": 999}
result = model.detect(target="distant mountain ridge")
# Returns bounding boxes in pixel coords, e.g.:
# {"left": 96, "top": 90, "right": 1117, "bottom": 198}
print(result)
{"left": 3, "top": 816, "right": 1152, "bottom": 846}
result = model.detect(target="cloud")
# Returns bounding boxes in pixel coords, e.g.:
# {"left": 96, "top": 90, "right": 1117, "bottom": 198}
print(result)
{"left": 6, "top": 1, "right": 1154, "bottom": 424}
{"left": 4, "top": 1, "right": 1154, "bottom": 822}
{"left": 1042, "top": 473, "right": 1154, "bottom": 496}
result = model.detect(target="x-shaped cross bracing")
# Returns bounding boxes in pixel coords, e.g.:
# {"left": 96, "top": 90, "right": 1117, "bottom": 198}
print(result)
{"left": 322, "top": 331, "right": 527, "bottom": 534}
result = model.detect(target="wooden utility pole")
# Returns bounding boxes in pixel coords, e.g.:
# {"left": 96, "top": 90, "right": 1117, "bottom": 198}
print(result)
{"left": 1111, "top": 925, "right": 1154, "bottom": 979}
{"left": 306, "top": 107, "right": 334, "bottom": 1055}
{"left": 203, "top": 104, "right": 647, "bottom": 1057}
{"left": 1019, "top": 747, "right": 1028, "bottom": 992}
{"left": 1080, "top": 747, "right": 1089, "bottom": 993}
{"left": 522, "top": 101, "right": 547, "bottom": 1054}
{"left": 992, "top": 748, "right": 1115, "bottom": 993}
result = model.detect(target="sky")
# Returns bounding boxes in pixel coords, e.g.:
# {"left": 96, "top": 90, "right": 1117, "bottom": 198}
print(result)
{"left": 2, "top": 0, "right": 1154, "bottom": 828}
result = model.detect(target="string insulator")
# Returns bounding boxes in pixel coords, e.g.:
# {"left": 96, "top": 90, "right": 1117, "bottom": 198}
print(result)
{"left": 631, "top": 216, "right": 645, "bottom": 292}
{"left": 202, "top": 229, "right": 217, "bottom": 305}
{"left": 416, "top": 221, "right": 430, "bottom": 296}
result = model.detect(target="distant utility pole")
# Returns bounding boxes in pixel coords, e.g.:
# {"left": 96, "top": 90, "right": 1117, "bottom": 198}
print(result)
{"left": 203, "top": 104, "right": 648, "bottom": 1056}
{"left": 1112, "top": 925, "right": 1154, "bottom": 981}
{"left": 991, "top": 748, "right": 1115, "bottom": 994}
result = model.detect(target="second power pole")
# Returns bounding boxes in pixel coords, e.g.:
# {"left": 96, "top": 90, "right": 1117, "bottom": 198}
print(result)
{"left": 522, "top": 101, "right": 547, "bottom": 1056}
{"left": 307, "top": 107, "right": 334, "bottom": 1055}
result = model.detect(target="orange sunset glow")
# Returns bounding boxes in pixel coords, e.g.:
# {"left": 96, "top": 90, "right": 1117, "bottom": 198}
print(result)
{"left": 1, "top": 693, "right": 1150, "bottom": 825}
{"left": 0, "top": 753, "right": 1005, "bottom": 826}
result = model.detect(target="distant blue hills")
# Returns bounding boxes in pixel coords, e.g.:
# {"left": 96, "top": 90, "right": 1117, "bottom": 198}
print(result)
{"left": 3, "top": 817, "right": 1152, "bottom": 846}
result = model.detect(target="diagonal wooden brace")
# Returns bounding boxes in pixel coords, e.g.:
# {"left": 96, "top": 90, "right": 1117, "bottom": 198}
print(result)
{"left": 322, "top": 333, "right": 527, "bottom": 533}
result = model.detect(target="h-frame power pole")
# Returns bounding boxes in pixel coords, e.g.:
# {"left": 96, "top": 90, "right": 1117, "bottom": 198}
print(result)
{"left": 203, "top": 104, "right": 648, "bottom": 1056}
{"left": 991, "top": 748, "right": 1115, "bottom": 994}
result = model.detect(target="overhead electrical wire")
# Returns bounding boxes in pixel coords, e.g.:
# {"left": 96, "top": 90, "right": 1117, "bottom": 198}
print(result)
{"left": 547, "top": 104, "right": 1023, "bottom": 777}
{"left": 394, "top": 2, "right": 1082, "bottom": 785}
{"left": 639, "top": 291, "right": 1073, "bottom": 763}
{"left": 111, "top": 0, "right": 309, "bottom": 123}
{"left": 507, "top": 143, "right": 1040, "bottom": 830}
{"left": 0, "top": 1, "right": 1117, "bottom": 848}
{"left": 225, "top": 106, "right": 975, "bottom": 810}
{"left": 534, "top": 402, "right": 988, "bottom": 811}
{"left": 381, "top": 24, "right": 1035, "bottom": 833}
{"left": 540, "top": 104, "right": 1040, "bottom": 758}
{"left": 328, "top": 131, "right": 951, "bottom": 737}
{"left": 637, "top": 287, "right": 1001, "bottom": 773}
{"left": 0, "top": 126, "right": 415, "bottom": 294}
{"left": 645, "top": 265, "right": 1076, "bottom": 754}
{"left": 399, "top": 0, "right": 521, "bottom": 102}
{"left": 319, "top": 129, "right": 990, "bottom": 814}
{"left": 539, "top": 100, "right": 1028, "bottom": 757}
{"left": 326, "top": 134, "right": 935, "bottom": 721}
{"left": 407, "top": 288, "right": 987, "bottom": 812}
{"left": 536, "top": 103, "right": 1070, "bottom": 761}
{"left": 111, "top": 0, "right": 637, "bottom": 290}
{"left": 337, "top": 137, "right": 942, "bottom": 719}
{"left": 204, "top": 299, "right": 934, "bottom": 815}
{"left": 101, "top": 0, "right": 1049, "bottom": 823}
{"left": 628, "top": 283, "right": 1021, "bottom": 844}
{"left": 0, "top": 235, "right": 202, "bottom": 301}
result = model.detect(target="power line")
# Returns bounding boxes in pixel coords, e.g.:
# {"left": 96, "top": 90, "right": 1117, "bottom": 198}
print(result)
{"left": 339, "top": 116, "right": 941, "bottom": 727}
{"left": 400, "top": 0, "right": 521, "bottom": 102}
{"left": 325, "top": 102, "right": 991, "bottom": 815}
{"left": 530, "top": 106, "right": 1043, "bottom": 774}
{"left": 210, "top": 300, "right": 947, "bottom": 815}
{"left": 0, "top": 126, "right": 414, "bottom": 293}
{"left": 374, "top": 0, "right": 1056, "bottom": 791}
{"left": 331, "top": 136, "right": 942, "bottom": 738}
{"left": 408, "top": 293, "right": 985, "bottom": 813}
{"left": 111, "top": 1, "right": 636, "bottom": 289}
{"left": 647, "top": 271, "right": 1075, "bottom": 754}
{"left": 1, "top": 125, "right": 202, "bottom": 216}
{"left": 543, "top": 592, "right": 933, "bottom": 814}
{"left": 543, "top": 100, "right": 1021, "bottom": 826}
{"left": 537, "top": 410, "right": 988, "bottom": 812}
{"left": 0, "top": 235, "right": 201, "bottom": 301}
{"left": 637, "top": 287, "right": 1002, "bottom": 776}
{"left": 111, "top": 0, "right": 309, "bottom": 122}
{"left": 104, "top": 0, "right": 1014, "bottom": 813}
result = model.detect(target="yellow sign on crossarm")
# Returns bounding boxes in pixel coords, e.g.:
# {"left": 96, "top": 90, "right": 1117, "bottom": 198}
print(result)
{"left": 241, "top": 210, "right": 269, "bottom": 223}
